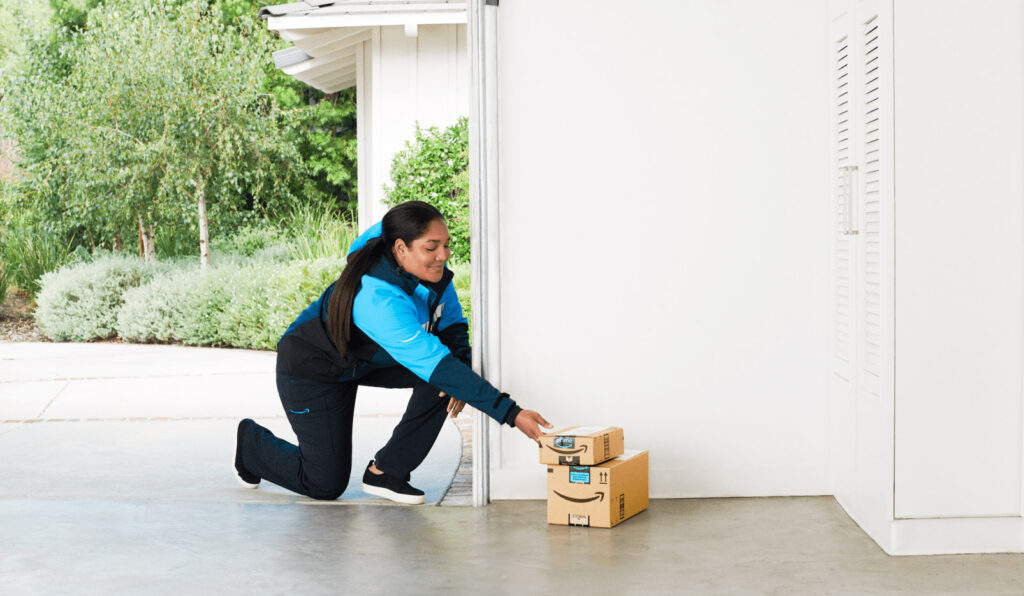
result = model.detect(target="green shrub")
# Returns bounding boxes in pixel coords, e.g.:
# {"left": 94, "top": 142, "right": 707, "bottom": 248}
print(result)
{"left": 213, "top": 224, "right": 286, "bottom": 257}
{"left": 35, "top": 254, "right": 168, "bottom": 341}
{"left": 114, "top": 264, "right": 193, "bottom": 343}
{"left": 116, "top": 257, "right": 343, "bottom": 350}
{"left": 383, "top": 117, "right": 470, "bottom": 263}
{"left": 448, "top": 261, "right": 472, "bottom": 340}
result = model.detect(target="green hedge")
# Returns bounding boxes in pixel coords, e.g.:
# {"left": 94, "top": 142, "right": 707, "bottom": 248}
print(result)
{"left": 35, "top": 254, "right": 341, "bottom": 349}
{"left": 35, "top": 255, "right": 173, "bottom": 341}
{"left": 36, "top": 251, "right": 472, "bottom": 350}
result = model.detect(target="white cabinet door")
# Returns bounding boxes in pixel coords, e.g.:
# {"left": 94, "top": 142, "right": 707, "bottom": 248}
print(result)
{"left": 829, "top": 0, "right": 895, "bottom": 529}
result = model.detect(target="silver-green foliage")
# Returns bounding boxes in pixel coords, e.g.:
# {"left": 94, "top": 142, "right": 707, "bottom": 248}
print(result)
{"left": 35, "top": 254, "right": 170, "bottom": 341}
{"left": 115, "top": 257, "right": 342, "bottom": 350}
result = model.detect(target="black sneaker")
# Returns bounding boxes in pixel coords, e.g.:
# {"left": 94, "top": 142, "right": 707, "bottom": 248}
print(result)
{"left": 361, "top": 460, "right": 425, "bottom": 505}
{"left": 234, "top": 419, "right": 260, "bottom": 489}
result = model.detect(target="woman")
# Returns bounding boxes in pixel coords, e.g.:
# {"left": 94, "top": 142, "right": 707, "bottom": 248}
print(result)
{"left": 234, "top": 200, "right": 551, "bottom": 503}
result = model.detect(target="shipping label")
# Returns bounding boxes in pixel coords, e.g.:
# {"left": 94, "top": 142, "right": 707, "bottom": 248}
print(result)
{"left": 569, "top": 466, "right": 591, "bottom": 484}
{"left": 568, "top": 514, "right": 590, "bottom": 527}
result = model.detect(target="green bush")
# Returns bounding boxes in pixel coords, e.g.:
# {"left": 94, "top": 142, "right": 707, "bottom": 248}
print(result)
{"left": 114, "top": 268, "right": 190, "bottom": 343}
{"left": 212, "top": 224, "right": 286, "bottom": 257}
{"left": 35, "top": 254, "right": 169, "bottom": 341}
{"left": 383, "top": 117, "right": 470, "bottom": 263}
{"left": 116, "top": 257, "right": 342, "bottom": 350}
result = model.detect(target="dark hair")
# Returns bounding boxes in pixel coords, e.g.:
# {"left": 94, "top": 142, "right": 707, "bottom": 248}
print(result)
{"left": 327, "top": 200, "right": 445, "bottom": 355}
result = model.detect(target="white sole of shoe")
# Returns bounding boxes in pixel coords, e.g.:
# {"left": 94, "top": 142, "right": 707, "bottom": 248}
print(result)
{"left": 362, "top": 482, "right": 425, "bottom": 505}
{"left": 235, "top": 468, "right": 259, "bottom": 489}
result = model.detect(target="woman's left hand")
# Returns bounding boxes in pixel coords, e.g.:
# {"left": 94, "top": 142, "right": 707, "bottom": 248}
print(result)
{"left": 440, "top": 391, "right": 466, "bottom": 418}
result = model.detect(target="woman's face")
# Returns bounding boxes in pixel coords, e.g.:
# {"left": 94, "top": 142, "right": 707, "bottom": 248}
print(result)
{"left": 394, "top": 218, "right": 451, "bottom": 283}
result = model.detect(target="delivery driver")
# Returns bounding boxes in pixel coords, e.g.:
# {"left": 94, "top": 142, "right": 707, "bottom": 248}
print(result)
{"left": 234, "top": 200, "right": 551, "bottom": 503}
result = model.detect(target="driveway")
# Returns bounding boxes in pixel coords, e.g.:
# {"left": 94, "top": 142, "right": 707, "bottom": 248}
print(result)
{"left": 0, "top": 342, "right": 462, "bottom": 505}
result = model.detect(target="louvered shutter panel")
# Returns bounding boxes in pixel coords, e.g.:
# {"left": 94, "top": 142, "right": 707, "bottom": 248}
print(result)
{"left": 858, "top": 4, "right": 883, "bottom": 397}
{"left": 832, "top": 5, "right": 855, "bottom": 385}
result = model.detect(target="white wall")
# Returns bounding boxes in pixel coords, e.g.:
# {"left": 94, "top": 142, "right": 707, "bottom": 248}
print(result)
{"left": 361, "top": 24, "right": 469, "bottom": 232}
{"left": 893, "top": 0, "right": 1024, "bottom": 519}
{"left": 491, "top": 0, "right": 832, "bottom": 498}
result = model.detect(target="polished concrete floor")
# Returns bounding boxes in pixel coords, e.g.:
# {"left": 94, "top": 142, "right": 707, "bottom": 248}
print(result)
{"left": 3, "top": 344, "right": 1023, "bottom": 594}
{"left": 2, "top": 496, "right": 1022, "bottom": 595}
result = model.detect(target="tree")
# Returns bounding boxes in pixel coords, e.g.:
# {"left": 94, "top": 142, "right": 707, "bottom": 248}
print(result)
{"left": 0, "top": 0, "right": 52, "bottom": 78}
{"left": 0, "top": 0, "right": 304, "bottom": 264}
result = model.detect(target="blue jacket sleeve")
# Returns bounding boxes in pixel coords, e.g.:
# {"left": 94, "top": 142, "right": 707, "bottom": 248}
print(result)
{"left": 353, "top": 277, "right": 517, "bottom": 423}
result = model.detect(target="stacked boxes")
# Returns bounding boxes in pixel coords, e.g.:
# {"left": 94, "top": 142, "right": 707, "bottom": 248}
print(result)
{"left": 539, "top": 426, "right": 649, "bottom": 528}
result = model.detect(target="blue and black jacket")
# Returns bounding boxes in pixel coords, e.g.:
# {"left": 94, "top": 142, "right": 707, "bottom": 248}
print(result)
{"left": 276, "top": 221, "right": 521, "bottom": 426}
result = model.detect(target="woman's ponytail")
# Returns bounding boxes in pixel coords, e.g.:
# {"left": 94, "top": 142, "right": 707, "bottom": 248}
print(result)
{"left": 327, "top": 200, "right": 445, "bottom": 356}
{"left": 327, "top": 236, "right": 387, "bottom": 355}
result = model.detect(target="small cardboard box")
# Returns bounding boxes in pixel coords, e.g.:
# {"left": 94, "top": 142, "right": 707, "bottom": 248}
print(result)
{"left": 538, "top": 426, "right": 625, "bottom": 466}
{"left": 546, "top": 449, "right": 649, "bottom": 528}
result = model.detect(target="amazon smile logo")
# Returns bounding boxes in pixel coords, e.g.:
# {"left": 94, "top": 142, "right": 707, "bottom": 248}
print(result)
{"left": 553, "top": 490, "right": 605, "bottom": 504}
{"left": 545, "top": 444, "right": 588, "bottom": 455}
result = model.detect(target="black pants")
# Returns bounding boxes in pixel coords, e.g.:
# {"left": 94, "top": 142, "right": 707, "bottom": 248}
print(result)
{"left": 239, "top": 367, "right": 449, "bottom": 500}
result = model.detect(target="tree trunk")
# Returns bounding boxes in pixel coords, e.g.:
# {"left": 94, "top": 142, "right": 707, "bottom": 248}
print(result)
{"left": 138, "top": 215, "right": 145, "bottom": 258}
{"left": 197, "top": 184, "right": 210, "bottom": 269}
{"left": 138, "top": 215, "right": 156, "bottom": 262}
{"left": 146, "top": 222, "right": 156, "bottom": 261}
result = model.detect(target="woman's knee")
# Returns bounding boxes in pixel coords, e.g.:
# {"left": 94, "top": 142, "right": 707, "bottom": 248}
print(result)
{"left": 306, "top": 477, "right": 348, "bottom": 501}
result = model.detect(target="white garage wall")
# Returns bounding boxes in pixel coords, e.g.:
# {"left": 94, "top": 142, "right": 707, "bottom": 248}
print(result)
{"left": 893, "top": 0, "right": 1024, "bottom": 519}
{"left": 490, "top": 0, "right": 832, "bottom": 498}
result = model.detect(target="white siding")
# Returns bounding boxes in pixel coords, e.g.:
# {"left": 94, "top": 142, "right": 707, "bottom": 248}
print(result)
{"left": 362, "top": 24, "right": 469, "bottom": 232}
{"left": 491, "top": 0, "right": 831, "bottom": 498}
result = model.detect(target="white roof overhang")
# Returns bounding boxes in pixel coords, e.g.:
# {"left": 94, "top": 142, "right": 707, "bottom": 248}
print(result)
{"left": 260, "top": 1, "right": 467, "bottom": 93}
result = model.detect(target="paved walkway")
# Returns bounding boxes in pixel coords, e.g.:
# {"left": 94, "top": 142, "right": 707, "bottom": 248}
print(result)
{"left": 0, "top": 342, "right": 462, "bottom": 505}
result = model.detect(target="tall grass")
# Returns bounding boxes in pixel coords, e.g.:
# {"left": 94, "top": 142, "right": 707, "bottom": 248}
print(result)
{"left": 0, "top": 263, "right": 8, "bottom": 306}
{"left": 285, "top": 204, "right": 359, "bottom": 262}
{"left": 0, "top": 223, "right": 76, "bottom": 296}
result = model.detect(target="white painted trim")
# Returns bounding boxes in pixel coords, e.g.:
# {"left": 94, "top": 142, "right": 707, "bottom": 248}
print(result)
{"left": 356, "top": 40, "right": 368, "bottom": 232}
{"left": 468, "top": 0, "right": 500, "bottom": 507}
{"left": 268, "top": 12, "right": 467, "bottom": 31}
{"left": 492, "top": 466, "right": 832, "bottom": 501}
{"left": 369, "top": 26, "right": 383, "bottom": 228}
{"left": 281, "top": 48, "right": 358, "bottom": 76}
{"left": 890, "top": 516, "right": 1024, "bottom": 555}
{"left": 310, "top": 3, "right": 464, "bottom": 17}
{"left": 281, "top": 27, "right": 371, "bottom": 55}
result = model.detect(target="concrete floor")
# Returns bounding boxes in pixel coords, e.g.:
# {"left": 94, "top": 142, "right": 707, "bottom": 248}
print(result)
{"left": 2, "top": 496, "right": 1022, "bottom": 595}
{"left": 2, "top": 343, "right": 1023, "bottom": 594}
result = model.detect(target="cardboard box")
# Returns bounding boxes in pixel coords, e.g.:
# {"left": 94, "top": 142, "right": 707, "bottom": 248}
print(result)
{"left": 546, "top": 449, "right": 649, "bottom": 528}
{"left": 538, "top": 426, "right": 625, "bottom": 466}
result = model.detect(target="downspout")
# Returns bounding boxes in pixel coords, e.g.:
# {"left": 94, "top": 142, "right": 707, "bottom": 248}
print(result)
{"left": 468, "top": 0, "right": 500, "bottom": 507}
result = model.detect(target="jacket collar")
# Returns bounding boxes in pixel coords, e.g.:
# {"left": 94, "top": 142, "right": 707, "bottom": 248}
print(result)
{"left": 367, "top": 251, "right": 454, "bottom": 297}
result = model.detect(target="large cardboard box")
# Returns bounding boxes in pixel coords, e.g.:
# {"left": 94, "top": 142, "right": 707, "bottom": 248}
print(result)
{"left": 546, "top": 449, "right": 649, "bottom": 528}
{"left": 538, "top": 426, "right": 625, "bottom": 466}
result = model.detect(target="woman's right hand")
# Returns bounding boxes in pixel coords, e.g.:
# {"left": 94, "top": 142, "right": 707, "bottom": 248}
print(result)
{"left": 514, "top": 410, "right": 553, "bottom": 441}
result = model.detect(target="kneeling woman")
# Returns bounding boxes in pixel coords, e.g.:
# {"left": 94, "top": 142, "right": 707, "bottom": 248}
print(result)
{"left": 235, "top": 200, "right": 550, "bottom": 503}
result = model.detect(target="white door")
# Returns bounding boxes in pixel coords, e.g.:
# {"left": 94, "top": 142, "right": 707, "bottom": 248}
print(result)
{"left": 829, "top": 0, "right": 895, "bottom": 535}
